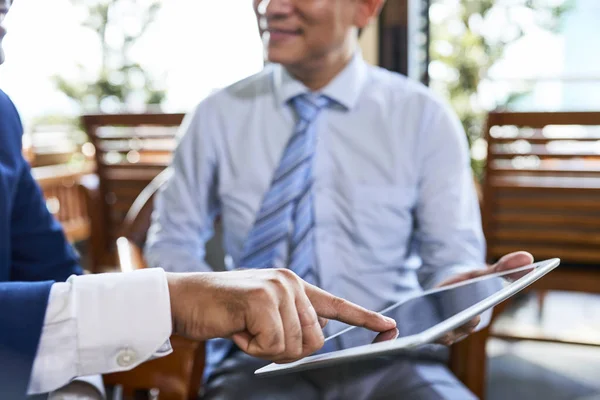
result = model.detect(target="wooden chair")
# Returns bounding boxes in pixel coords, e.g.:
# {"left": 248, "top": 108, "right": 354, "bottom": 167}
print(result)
{"left": 32, "top": 163, "right": 95, "bottom": 244}
{"left": 458, "top": 111, "right": 600, "bottom": 399}
{"left": 82, "top": 113, "right": 186, "bottom": 272}
{"left": 102, "top": 169, "right": 206, "bottom": 400}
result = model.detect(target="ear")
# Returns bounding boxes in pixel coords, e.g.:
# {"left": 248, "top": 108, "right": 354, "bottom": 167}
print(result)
{"left": 354, "top": 0, "right": 385, "bottom": 29}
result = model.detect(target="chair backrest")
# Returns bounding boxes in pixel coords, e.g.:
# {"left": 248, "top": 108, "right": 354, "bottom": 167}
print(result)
{"left": 82, "top": 113, "right": 185, "bottom": 268}
{"left": 120, "top": 168, "right": 173, "bottom": 250}
{"left": 482, "top": 111, "right": 600, "bottom": 265}
{"left": 32, "top": 163, "right": 95, "bottom": 243}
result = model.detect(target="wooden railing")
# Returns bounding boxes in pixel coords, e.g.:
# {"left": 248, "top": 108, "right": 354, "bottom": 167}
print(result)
{"left": 32, "top": 163, "right": 96, "bottom": 244}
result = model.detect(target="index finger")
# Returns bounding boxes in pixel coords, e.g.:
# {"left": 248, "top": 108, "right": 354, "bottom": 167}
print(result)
{"left": 305, "top": 284, "right": 396, "bottom": 332}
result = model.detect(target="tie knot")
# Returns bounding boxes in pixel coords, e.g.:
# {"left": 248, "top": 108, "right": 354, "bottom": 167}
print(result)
{"left": 290, "top": 94, "right": 331, "bottom": 123}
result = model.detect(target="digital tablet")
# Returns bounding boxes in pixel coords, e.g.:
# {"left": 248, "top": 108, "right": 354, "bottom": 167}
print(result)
{"left": 255, "top": 258, "right": 560, "bottom": 377}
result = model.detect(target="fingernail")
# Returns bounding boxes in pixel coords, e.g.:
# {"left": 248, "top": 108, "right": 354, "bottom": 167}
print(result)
{"left": 382, "top": 316, "right": 395, "bottom": 325}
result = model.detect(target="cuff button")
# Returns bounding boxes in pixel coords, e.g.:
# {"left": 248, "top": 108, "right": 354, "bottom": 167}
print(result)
{"left": 116, "top": 349, "right": 137, "bottom": 367}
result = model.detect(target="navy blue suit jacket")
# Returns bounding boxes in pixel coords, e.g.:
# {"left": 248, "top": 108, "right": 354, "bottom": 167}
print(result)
{"left": 0, "top": 89, "right": 82, "bottom": 398}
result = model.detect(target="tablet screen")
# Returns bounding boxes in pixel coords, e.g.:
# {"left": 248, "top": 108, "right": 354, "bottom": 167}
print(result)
{"left": 321, "top": 263, "right": 539, "bottom": 351}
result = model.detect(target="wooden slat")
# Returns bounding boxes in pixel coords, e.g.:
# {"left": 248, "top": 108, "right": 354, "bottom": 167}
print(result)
{"left": 492, "top": 159, "right": 600, "bottom": 167}
{"left": 491, "top": 143, "right": 600, "bottom": 156}
{"left": 490, "top": 137, "right": 600, "bottom": 143}
{"left": 104, "top": 168, "right": 166, "bottom": 181}
{"left": 98, "top": 133, "right": 177, "bottom": 140}
{"left": 107, "top": 186, "right": 146, "bottom": 198}
{"left": 490, "top": 169, "right": 600, "bottom": 177}
{"left": 83, "top": 113, "right": 185, "bottom": 127}
{"left": 101, "top": 159, "right": 172, "bottom": 169}
{"left": 96, "top": 140, "right": 176, "bottom": 153}
{"left": 493, "top": 213, "right": 600, "bottom": 228}
{"left": 32, "top": 163, "right": 96, "bottom": 189}
{"left": 492, "top": 230, "right": 600, "bottom": 246}
{"left": 95, "top": 127, "right": 179, "bottom": 140}
{"left": 491, "top": 175, "right": 600, "bottom": 189}
{"left": 493, "top": 197, "right": 600, "bottom": 211}
{"left": 488, "top": 111, "right": 600, "bottom": 128}
{"left": 490, "top": 152, "right": 600, "bottom": 160}
{"left": 106, "top": 183, "right": 151, "bottom": 195}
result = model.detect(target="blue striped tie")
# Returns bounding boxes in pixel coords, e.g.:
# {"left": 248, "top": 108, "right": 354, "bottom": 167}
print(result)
{"left": 239, "top": 94, "right": 330, "bottom": 284}
{"left": 204, "top": 95, "right": 331, "bottom": 379}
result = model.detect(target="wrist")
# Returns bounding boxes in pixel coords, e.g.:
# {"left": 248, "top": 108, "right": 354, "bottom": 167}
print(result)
{"left": 166, "top": 272, "right": 182, "bottom": 333}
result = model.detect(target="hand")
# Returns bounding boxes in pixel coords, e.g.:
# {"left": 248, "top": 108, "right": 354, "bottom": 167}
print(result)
{"left": 166, "top": 269, "right": 396, "bottom": 363}
{"left": 434, "top": 251, "right": 534, "bottom": 346}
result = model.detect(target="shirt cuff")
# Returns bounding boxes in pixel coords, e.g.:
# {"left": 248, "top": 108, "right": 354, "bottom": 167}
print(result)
{"left": 28, "top": 268, "right": 173, "bottom": 395}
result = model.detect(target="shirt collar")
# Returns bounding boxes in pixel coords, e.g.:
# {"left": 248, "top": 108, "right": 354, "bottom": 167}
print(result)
{"left": 272, "top": 51, "right": 368, "bottom": 111}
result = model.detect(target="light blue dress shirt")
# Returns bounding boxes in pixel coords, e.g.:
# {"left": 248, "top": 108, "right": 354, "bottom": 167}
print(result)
{"left": 145, "top": 52, "right": 486, "bottom": 348}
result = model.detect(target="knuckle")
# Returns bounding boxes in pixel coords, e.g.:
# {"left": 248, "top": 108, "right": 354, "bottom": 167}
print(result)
{"left": 268, "top": 271, "right": 286, "bottom": 286}
{"left": 251, "top": 285, "right": 278, "bottom": 305}
{"left": 277, "top": 268, "right": 296, "bottom": 279}
{"left": 268, "top": 272, "right": 295, "bottom": 296}
{"left": 270, "top": 336, "right": 286, "bottom": 355}
{"left": 289, "top": 344, "right": 303, "bottom": 359}
{"left": 298, "top": 305, "right": 318, "bottom": 327}
{"left": 311, "top": 331, "right": 325, "bottom": 350}
{"left": 273, "top": 269, "right": 300, "bottom": 287}
{"left": 264, "top": 331, "right": 285, "bottom": 355}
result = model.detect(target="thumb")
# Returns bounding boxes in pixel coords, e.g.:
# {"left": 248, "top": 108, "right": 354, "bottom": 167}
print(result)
{"left": 494, "top": 251, "right": 534, "bottom": 272}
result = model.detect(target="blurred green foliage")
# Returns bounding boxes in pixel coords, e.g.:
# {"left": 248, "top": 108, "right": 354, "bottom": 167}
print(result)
{"left": 53, "top": 0, "right": 165, "bottom": 114}
{"left": 429, "top": 0, "right": 573, "bottom": 179}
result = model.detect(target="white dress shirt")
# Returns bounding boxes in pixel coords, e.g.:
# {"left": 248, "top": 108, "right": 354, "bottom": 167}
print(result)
{"left": 27, "top": 268, "right": 173, "bottom": 395}
{"left": 145, "top": 52, "right": 488, "bottom": 377}
{"left": 146, "top": 52, "right": 485, "bottom": 326}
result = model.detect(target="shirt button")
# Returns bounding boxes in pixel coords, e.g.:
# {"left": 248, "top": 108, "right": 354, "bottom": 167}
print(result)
{"left": 116, "top": 349, "right": 137, "bottom": 367}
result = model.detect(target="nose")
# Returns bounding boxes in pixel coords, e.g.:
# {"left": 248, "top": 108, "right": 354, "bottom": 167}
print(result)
{"left": 256, "top": 0, "right": 293, "bottom": 18}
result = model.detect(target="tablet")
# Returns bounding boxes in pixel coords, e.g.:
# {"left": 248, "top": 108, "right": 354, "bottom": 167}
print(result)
{"left": 255, "top": 258, "right": 560, "bottom": 377}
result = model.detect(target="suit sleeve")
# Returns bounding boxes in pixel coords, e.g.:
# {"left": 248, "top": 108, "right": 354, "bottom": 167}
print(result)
{"left": 9, "top": 118, "right": 82, "bottom": 283}
{"left": 0, "top": 281, "right": 53, "bottom": 398}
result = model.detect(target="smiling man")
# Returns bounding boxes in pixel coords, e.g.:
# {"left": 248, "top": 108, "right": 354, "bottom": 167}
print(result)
{"left": 145, "top": 0, "right": 533, "bottom": 399}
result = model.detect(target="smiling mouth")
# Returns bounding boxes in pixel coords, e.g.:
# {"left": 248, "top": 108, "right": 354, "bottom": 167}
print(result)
{"left": 265, "top": 28, "right": 301, "bottom": 42}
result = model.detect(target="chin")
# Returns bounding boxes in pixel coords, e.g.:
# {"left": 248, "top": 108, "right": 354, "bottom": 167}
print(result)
{"left": 266, "top": 48, "right": 304, "bottom": 67}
